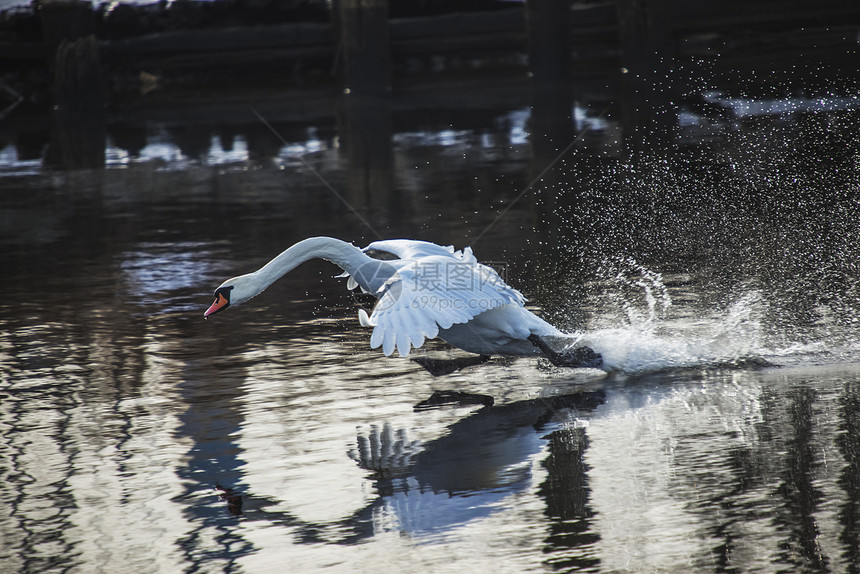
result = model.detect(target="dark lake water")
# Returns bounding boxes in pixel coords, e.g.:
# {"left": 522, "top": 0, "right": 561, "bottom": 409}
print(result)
{"left": 2, "top": 61, "right": 860, "bottom": 572}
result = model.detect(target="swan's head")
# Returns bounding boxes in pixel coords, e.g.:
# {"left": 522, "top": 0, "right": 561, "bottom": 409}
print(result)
{"left": 204, "top": 273, "right": 257, "bottom": 317}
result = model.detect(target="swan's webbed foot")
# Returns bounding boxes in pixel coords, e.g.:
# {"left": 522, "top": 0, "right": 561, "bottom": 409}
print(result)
{"left": 414, "top": 390, "right": 494, "bottom": 410}
{"left": 411, "top": 354, "right": 491, "bottom": 376}
{"left": 528, "top": 334, "right": 603, "bottom": 368}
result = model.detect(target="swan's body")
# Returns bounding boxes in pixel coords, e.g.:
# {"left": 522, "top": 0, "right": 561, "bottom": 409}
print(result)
{"left": 205, "top": 237, "right": 598, "bottom": 365}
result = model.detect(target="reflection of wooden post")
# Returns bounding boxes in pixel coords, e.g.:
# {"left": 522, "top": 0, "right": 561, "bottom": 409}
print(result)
{"left": 47, "top": 109, "right": 106, "bottom": 169}
{"left": 338, "top": 94, "right": 394, "bottom": 213}
{"left": 336, "top": 0, "right": 393, "bottom": 213}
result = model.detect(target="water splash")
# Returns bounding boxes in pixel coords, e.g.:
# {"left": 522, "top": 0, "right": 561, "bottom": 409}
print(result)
{"left": 604, "top": 257, "right": 672, "bottom": 333}
{"left": 583, "top": 256, "right": 673, "bottom": 337}
{"left": 579, "top": 260, "right": 769, "bottom": 374}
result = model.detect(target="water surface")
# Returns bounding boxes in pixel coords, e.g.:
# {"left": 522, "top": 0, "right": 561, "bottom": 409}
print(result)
{"left": 2, "top": 72, "right": 860, "bottom": 573}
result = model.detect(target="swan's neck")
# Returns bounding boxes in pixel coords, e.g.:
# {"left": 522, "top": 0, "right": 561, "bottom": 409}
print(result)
{"left": 251, "top": 236, "right": 373, "bottom": 294}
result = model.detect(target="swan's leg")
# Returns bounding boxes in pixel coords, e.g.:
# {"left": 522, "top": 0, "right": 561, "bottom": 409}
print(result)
{"left": 411, "top": 354, "right": 491, "bottom": 377}
{"left": 527, "top": 334, "right": 603, "bottom": 368}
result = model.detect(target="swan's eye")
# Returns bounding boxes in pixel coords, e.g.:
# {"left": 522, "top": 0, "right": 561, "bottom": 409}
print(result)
{"left": 214, "top": 286, "right": 233, "bottom": 301}
{"left": 204, "top": 286, "right": 233, "bottom": 317}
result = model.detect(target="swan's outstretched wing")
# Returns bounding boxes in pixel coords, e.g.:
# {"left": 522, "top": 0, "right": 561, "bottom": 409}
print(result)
{"left": 335, "top": 259, "right": 399, "bottom": 294}
{"left": 336, "top": 240, "right": 454, "bottom": 293}
{"left": 339, "top": 239, "right": 480, "bottom": 295}
{"left": 363, "top": 239, "right": 477, "bottom": 264}
{"left": 366, "top": 255, "right": 525, "bottom": 356}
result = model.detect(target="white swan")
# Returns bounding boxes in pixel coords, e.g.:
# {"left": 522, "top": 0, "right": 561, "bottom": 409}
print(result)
{"left": 204, "top": 236, "right": 602, "bottom": 367}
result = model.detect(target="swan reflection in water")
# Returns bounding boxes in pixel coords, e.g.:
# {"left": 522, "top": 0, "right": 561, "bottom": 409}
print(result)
{"left": 221, "top": 389, "right": 604, "bottom": 543}
{"left": 348, "top": 390, "right": 605, "bottom": 539}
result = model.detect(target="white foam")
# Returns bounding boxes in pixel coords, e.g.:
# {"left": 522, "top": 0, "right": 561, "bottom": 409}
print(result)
{"left": 576, "top": 262, "right": 772, "bottom": 374}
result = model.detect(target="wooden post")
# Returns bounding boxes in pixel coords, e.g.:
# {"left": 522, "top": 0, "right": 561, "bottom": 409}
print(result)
{"left": 527, "top": 0, "right": 574, "bottom": 260}
{"left": 335, "top": 0, "right": 393, "bottom": 212}
{"left": 616, "top": 0, "right": 676, "bottom": 146}
{"left": 53, "top": 35, "right": 104, "bottom": 113}
{"left": 47, "top": 35, "right": 106, "bottom": 168}
{"left": 337, "top": 0, "right": 391, "bottom": 96}
{"left": 526, "top": 0, "right": 571, "bottom": 90}
{"left": 526, "top": 0, "right": 574, "bottom": 155}
{"left": 38, "top": 0, "right": 107, "bottom": 168}
{"left": 37, "top": 0, "right": 96, "bottom": 68}
{"left": 616, "top": 0, "right": 674, "bottom": 80}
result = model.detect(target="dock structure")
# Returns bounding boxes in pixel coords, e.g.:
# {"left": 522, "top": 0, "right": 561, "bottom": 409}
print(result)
{"left": 0, "top": 0, "right": 857, "bottom": 168}
{"left": 1, "top": 0, "right": 857, "bottom": 101}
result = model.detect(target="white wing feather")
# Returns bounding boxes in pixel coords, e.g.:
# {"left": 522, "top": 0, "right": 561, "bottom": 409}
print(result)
{"left": 358, "top": 308, "right": 372, "bottom": 327}
{"left": 365, "top": 256, "right": 524, "bottom": 356}
{"left": 364, "top": 239, "right": 478, "bottom": 263}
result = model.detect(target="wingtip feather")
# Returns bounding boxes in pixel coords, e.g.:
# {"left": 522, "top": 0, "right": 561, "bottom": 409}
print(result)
{"left": 358, "top": 308, "right": 373, "bottom": 327}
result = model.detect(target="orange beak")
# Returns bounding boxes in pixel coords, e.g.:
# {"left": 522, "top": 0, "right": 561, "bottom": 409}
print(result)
{"left": 204, "top": 292, "right": 230, "bottom": 317}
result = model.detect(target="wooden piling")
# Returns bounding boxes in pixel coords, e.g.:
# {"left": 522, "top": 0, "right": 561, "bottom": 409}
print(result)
{"left": 37, "top": 0, "right": 97, "bottom": 68}
{"left": 48, "top": 35, "right": 106, "bottom": 168}
{"left": 334, "top": 0, "right": 394, "bottom": 212}
{"left": 336, "top": 0, "right": 391, "bottom": 96}
{"left": 37, "top": 0, "right": 107, "bottom": 168}
{"left": 526, "top": 0, "right": 574, "bottom": 149}
{"left": 39, "top": 0, "right": 106, "bottom": 114}
{"left": 527, "top": 0, "right": 574, "bottom": 247}
{"left": 526, "top": 0, "right": 571, "bottom": 88}
{"left": 53, "top": 35, "right": 105, "bottom": 112}
{"left": 616, "top": 0, "right": 676, "bottom": 145}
